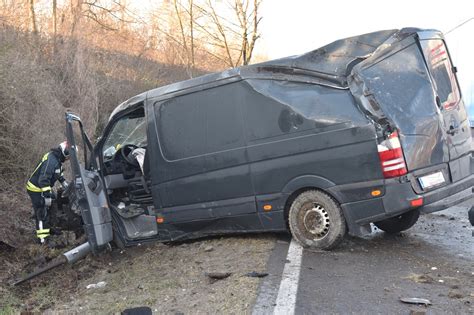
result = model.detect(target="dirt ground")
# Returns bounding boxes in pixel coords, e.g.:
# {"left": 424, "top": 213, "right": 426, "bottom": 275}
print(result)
{"left": 0, "top": 189, "right": 275, "bottom": 314}
{"left": 0, "top": 234, "right": 276, "bottom": 314}
{"left": 1, "top": 197, "right": 472, "bottom": 314}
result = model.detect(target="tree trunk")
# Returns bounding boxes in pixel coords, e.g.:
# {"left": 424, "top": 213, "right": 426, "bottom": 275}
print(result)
{"left": 28, "top": 0, "right": 38, "bottom": 34}
{"left": 189, "top": 0, "right": 194, "bottom": 76}
{"left": 70, "top": 0, "right": 83, "bottom": 38}
{"left": 53, "top": 0, "right": 57, "bottom": 53}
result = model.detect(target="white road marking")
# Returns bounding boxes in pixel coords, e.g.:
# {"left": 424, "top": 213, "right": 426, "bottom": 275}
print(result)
{"left": 273, "top": 239, "right": 303, "bottom": 315}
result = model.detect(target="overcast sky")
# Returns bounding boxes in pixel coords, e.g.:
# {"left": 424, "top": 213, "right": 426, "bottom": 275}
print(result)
{"left": 257, "top": 0, "right": 473, "bottom": 110}
{"left": 133, "top": 0, "right": 473, "bottom": 111}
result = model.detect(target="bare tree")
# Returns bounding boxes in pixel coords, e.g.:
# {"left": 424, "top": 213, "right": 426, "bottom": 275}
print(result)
{"left": 234, "top": 0, "right": 261, "bottom": 65}
{"left": 28, "top": 0, "right": 38, "bottom": 34}
{"left": 52, "top": 0, "right": 57, "bottom": 52}
{"left": 152, "top": 0, "right": 263, "bottom": 70}
{"left": 189, "top": 0, "right": 195, "bottom": 71}
{"left": 70, "top": 0, "right": 82, "bottom": 37}
{"left": 194, "top": 0, "right": 263, "bottom": 67}
{"left": 204, "top": 0, "right": 235, "bottom": 67}
{"left": 69, "top": 0, "right": 134, "bottom": 37}
{"left": 171, "top": 0, "right": 197, "bottom": 77}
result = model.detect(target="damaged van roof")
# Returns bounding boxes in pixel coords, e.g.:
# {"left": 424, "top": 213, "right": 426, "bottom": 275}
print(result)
{"left": 110, "top": 27, "right": 440, "bottom": 120}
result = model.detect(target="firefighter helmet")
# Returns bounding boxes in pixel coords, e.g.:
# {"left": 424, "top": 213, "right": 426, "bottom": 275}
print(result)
{"left": 59, "top": 141, "right": 70, "bottom": 159}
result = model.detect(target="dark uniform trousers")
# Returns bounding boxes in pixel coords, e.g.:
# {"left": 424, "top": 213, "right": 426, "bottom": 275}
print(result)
{"left": 26, "top": 149, "right": 65, "bottom": 242}
{"left": 27, "top": 191, "right": 50, "bottom": 240}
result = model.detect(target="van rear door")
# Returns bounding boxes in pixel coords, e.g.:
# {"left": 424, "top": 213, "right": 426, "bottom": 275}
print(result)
{"left": 350, "top": 31, "right": 472, "bottom": 177}
{"left": 419, "top": 37, "right": 472, "bottom": 165}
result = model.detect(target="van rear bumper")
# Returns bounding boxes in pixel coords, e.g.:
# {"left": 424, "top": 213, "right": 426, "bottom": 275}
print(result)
{"left": 419, "top": 186, "right": 472, "bottom": 214}
{"left": 337, "top": 172, "right": 473, "bottom": 236}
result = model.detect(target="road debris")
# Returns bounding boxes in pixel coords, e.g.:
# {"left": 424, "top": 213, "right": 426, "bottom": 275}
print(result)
{"left": 122, "top": 306, "right": 152, "bottom": 315}
{"left": 86, "top": 281, "right": 106, "bottom": 289}
{"left": 448, "top": 290, "right": 464, "bottom": 299}
{"left": 245, "top": 272, "right": 268, "bottom": 278}
{"left": 205, "top": 272, "right": 231, "bottom": 281}
{"left": 204, "top": 246, "right": 214, "bottom": 252}
{"left": 400, "top": 297, "right": 432, "bottom": 305}
{"left": 405, "top": 274, "right": 434, "bottom": 284}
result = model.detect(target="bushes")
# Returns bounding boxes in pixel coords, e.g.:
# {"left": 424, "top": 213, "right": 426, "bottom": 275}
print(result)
{"left": 0, "top": 25, "right": 194, "bottom": 246}
{"left": 0, "top": 25, "right": 193, "bottom": 191}
{"left": 0, "top": 25, "right": 195, "bottom": 222}
{"left": 0, "top": 29, "right": 63, "bottom": 190}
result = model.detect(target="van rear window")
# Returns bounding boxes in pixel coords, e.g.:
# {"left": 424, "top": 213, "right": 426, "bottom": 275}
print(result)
{"left": 421, "top": 40, "right": 460, "bottom": 110}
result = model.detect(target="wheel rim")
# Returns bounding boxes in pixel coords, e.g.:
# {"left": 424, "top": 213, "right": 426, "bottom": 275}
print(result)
{"left": 301, "top": 202, "right": 330, "bottom": 239}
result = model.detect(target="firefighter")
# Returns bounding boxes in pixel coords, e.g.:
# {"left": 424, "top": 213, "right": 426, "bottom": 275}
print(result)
{"left": 26, "top": 141, "right": 70, "bottom": 244}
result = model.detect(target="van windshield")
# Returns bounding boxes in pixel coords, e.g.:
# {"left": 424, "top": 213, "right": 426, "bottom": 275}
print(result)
{"left": 103, "top": 116, "right": 146, "bottom": 158}
{"left": 420, "top": 39, "right": 460, "bottom": 110}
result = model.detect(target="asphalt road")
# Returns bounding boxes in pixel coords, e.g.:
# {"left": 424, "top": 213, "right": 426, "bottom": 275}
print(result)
{"left": 254, "top": 200, "right": 474, "bottom": 314}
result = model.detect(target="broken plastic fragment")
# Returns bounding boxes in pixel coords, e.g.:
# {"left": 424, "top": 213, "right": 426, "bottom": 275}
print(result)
{"left": 245, "top": 271, "right": 269, "bottom": 278}
{"left": 205, "top": 272, "right": 231, "bottom": 280}
{"left": 86, "top": 281, "right": 106, "bottom": 289}
{"left": 400, "top": 297, "right": 432, "bottom": 305}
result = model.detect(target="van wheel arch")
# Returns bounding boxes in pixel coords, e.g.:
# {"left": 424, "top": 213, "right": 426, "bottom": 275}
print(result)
{"left": 286, "top": 189, "right": 347, "bottom": 249}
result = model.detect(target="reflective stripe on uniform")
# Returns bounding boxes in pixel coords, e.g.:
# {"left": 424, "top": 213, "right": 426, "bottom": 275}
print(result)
{"left": 26, "top": 152, "right": 52, "bottom": 193}
{"left": 26, "top": 181, "right": 51, "bottom": 193}
{"left": 31, "top": 153, "right": 49, "bottom": 176}
{"left": 36, "top": 228, "right": 50, "bottom": 239}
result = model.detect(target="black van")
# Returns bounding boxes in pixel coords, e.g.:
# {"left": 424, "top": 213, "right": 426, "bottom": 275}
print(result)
{"left": 62, "top": 28, "right": 473, "bottom": 251}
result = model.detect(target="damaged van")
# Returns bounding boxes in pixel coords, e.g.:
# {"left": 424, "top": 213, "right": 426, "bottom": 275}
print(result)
{"left": 59, "top": 28, "right": 473, "bottom": 251}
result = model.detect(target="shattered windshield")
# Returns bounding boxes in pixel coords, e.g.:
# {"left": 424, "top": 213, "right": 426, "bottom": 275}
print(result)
{"left": 103, "top": 116, "right": 147, "bottom": 158}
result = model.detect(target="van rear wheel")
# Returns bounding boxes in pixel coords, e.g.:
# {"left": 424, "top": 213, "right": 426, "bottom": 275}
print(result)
{"left": 288, "top": 190, "right": 346, "bottom": 250}
{"left": 374, "top": 209, "right": 420, "bottom": 234}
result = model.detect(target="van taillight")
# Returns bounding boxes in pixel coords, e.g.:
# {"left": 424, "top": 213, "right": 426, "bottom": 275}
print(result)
{"left": 377, "top": 131, "right": 407, "bottom": 178}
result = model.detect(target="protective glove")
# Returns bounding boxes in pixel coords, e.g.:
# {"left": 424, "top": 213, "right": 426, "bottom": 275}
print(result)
{"left": 61, "top": 181, "right": 69, "bottom": 190}
{"left": 44, "top": 197, "right": 52, "bottom": 207}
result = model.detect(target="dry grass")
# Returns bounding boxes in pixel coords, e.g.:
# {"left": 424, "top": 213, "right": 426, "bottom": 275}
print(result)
{"left": 0, "top": 235, "right": 276, "bottom": 313}
{"left": 0, "top": 25, "right": 195, "bottom": 250}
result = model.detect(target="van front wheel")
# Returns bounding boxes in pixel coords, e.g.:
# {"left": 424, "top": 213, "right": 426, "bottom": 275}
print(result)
{"left": 288, "top": 190, "right": 346, "bottom": 250}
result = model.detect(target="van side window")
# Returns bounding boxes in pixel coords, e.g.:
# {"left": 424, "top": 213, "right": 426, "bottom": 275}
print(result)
{"left": 241, "top": 79, "right": 363, "bottom": 142}
{"left": 156, "top": 83, "right": 245, "bottom": 161}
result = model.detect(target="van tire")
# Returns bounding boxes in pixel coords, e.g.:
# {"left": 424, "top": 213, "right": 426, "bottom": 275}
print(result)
{"left": 374, "top": 209, "right": 420, "bottom": 234}
{"left": 288, "top": 190, "right": 346, "bottom": 250}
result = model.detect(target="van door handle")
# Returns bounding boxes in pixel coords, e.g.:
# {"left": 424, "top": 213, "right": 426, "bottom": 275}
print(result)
{"left": 447, "top": 125, "right": 459, "bottom": 135}
{"left": 435, "top": 96, "right": 442, "bottom": 108}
